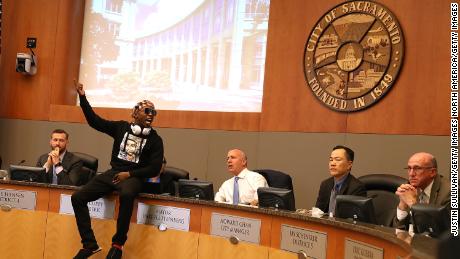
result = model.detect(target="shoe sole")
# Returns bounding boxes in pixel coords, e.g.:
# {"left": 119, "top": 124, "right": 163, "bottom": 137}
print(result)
{"left": 91, "top": 247, "right": 102, "bottom": 256}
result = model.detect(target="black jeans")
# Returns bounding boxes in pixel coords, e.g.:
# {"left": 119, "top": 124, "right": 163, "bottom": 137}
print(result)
{"left": 71, "top": 169, "right": 143, "bottom": 248}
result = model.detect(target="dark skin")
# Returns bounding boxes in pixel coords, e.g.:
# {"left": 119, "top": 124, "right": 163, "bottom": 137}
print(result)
{"left": 73, "top": 79, "right": 156, "bottom": 184}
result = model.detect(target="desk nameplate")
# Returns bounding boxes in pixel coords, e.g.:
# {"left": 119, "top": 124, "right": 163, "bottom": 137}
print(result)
{"left": 136, "top": 202, "right": 190, "bottom": 231}
{"left": 210, "top": 212, "right": 261, "bottom": 244}
{"left": 59, "top": 194, "right": 115, "bottom": 219}
{"left": 345, "top": 238, "right": 384, "bottom": 259}
{"left": 0, "top": 188, "right": 37, "bottom": 210}
{"left": 280, "top": 224, "right": 327, "bottom": 259}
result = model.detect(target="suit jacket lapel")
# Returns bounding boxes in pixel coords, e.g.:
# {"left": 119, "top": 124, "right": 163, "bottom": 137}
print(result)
{"left": 338, "top": 173, "right": 351, "bottom": 195}
{"left": 61, "top": 152, "right": 70, "bottom": 170}
{"left": 429, "top": 174, "right": 441, "bottom": 203}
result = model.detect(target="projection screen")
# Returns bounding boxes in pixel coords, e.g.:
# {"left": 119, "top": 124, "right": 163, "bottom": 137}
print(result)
{"left": 79, "top": 0, "right": 270, "bottom": 112}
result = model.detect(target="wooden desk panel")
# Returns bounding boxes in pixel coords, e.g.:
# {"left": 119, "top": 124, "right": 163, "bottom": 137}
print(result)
{"left": 0, "top": 209, "right": 48, "bottom": 259}
{"left": 198, "top": 234, "right": 269, "bottom": 259}
{"left": 334, "top": 227, "right": 411, "bottom": 259}
{"left": 126, "top": 224, "right": 199, "bottom": 259}
{"left": 268, "top": 247, "right": 297, "bottom": 259}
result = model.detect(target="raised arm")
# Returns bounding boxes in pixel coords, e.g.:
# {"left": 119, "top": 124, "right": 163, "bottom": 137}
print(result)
{"left": 73, "top": 79, "right": 117, "bottom": 135}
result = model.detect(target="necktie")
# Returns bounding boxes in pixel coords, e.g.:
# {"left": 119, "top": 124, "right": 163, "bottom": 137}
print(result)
{"left": 328, "top": 184, "right": 339, "bottom": 214}
{"left": 52, "top": 165, "right": 58, "bottom": 184}
{"left": 418, "top": 190, "right": 429, "bottom": 204}
{"left": 233, "top": 176, "right": 239, "bottom": 205}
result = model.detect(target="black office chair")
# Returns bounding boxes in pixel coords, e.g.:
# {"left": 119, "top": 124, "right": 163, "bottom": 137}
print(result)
{"left": 143, "top": 166, "right": 190, "bottom": 195}
{"left": 358, "top": 174, "right": 407, "bottom": 226}
{"left": 73, "top": 152, "right": 98, "bottom": 186}
{"left": 253, "top": 169, "right": 294, "bottom": 190}
{"left": 253, "top": 169, "right": 295, "bottom": 205}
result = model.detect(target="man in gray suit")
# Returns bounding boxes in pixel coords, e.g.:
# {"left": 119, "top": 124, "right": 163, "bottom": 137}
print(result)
{"left": 394, "top": 152, "right": 450, "bottom": 230}
{"left": 36, "top": 129, "right": 83, "bottom": 185}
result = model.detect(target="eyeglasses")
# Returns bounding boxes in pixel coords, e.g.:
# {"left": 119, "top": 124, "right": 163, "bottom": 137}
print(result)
{"left": 403, "top": 166, "right": 434, "bottom": 173}
{"left": 143, "top": 107, "right": 157, "bottom": 116}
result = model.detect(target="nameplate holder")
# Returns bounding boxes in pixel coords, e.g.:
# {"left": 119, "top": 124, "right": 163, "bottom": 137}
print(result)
{"left": 0, "top": 188, "right": 37, "bottom": 211}
{"left": 210, "top": 212, "right": 261, "bottom": 244}
{"left": 344, "top": 238, "right": 384, "bottom": 259}
{"left": 280, "top": 224, "right": 327, "bottom": 259}
{"left": 136, "top": 203, "right": 190, "bottom": 231}
{"left": 59, "top": 194, "right": 115, "bottom": 219}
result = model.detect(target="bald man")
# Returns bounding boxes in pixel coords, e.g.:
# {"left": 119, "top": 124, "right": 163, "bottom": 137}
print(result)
{"left": 215, "top": 149, "right": 268, "bottom": 206}
{"left": 393, "top": 152, "right": 450, "bottom": 230}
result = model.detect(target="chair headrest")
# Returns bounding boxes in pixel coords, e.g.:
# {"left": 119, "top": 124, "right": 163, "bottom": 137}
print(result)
{"left": 358, "top": 174, "right": 407, "bottom": 192}
{"left": 253, "top": 169, "right": 293, "bottom": 190}
{"left": 73, "top": 152, "right": 98, "bottom": 172}
{"left": 163, "top": 166, "right": 189, "bottom": 181}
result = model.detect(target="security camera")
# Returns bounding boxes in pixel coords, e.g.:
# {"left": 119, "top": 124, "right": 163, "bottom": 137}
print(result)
{"left": 16, "top": 53, "right": 37, "bottom": 75}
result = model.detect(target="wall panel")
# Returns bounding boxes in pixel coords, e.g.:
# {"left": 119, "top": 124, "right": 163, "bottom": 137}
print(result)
{"left": 0, "top": 0, "right": 60, "bottom": 120}
{"left": 51, "top": 0, "right": 85, "bottom": 105}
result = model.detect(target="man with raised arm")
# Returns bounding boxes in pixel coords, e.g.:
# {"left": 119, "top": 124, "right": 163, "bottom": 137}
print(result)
{"left": 72, "top": 80, "right": 164, "bottom": 259}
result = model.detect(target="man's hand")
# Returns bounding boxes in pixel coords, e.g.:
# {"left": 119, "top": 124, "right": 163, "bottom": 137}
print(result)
{"left": 44, "top": 155, "right": 53, "bottom": 170}
{"left": 49, "top": 147, "right": 60, "bottom": 165}
{"left": 113, "top": 171, "right": 130, "bottom": 184}
{"left": 396, "top": 183, "right": 417, "bottom": 210}
{"left": 73, "top": 79, "right": 85, "bottom": 96}
{"left": 250, "top": 200, "right": 259, "bottom": 206}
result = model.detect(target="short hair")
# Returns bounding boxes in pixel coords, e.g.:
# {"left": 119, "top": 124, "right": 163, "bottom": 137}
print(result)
{"left": 51, "top": 129, "right": 69, "bottom": 139}
{"left": 431, "top": 157, "right": 438, "bottom": 169}
{"left": 333, "top": 145, "right": 354, "bottom": 161}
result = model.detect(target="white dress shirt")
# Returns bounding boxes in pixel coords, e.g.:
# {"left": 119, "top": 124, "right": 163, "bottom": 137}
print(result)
{"left": 214, "top": 168, "right": 268, "bottom": 204}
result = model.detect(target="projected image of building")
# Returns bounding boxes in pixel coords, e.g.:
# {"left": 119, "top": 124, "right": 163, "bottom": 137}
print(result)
{"left": 80, "top": 0, "right": 270, "bottom": 112}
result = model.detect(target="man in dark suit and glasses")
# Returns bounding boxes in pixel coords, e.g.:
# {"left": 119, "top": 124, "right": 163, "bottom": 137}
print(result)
{"left": 315, "top": 145, "right": 366, "bottom": 215}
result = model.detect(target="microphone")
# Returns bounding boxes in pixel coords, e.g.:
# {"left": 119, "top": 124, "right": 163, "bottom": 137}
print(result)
{"left": 18, "top": 159, "right": 26, "bottom": 165}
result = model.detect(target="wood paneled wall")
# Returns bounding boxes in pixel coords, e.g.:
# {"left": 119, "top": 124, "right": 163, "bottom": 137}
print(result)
{"left": 0, "top": 0, "right": 450, "bottom": 135}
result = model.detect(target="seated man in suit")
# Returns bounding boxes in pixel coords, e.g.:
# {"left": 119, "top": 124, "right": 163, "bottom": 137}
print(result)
{"left": 215, "top": 149, "right": 268, "bottom": 206}
{"left": 315, "top": 145, "right": 366, "bottom": 215}
{"left": 36, "top": 129, "right": 83, "bottom": 185}
{"left": 393, "top": 152, "right": 450, "bottom": 230}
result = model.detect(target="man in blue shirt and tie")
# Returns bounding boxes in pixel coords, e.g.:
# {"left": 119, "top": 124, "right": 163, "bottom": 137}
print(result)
{"left": 214, "top": 149, "right": 268, "bottom": 206}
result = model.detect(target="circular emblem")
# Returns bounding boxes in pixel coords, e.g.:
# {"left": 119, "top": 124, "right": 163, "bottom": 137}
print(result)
{"left": 304, "top": 1, "right": 404, "bottom": 112}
